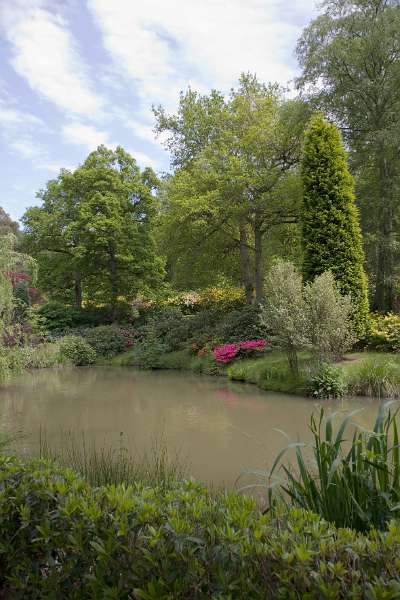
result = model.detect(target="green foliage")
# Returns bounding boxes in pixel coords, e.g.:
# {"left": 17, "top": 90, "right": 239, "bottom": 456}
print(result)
{"left": 0, "top": 234, "right": 36, "bottom": 338}
{"left": 36, "top": 301, "right": 87, "bottom": 331}
{"left": 39, "top": 434, "right": 187, "bottom": 488}
{"left": 297, "top": 0, "right": 400, "bottom": 312}
{"left": 130, "top": 338, "right": 169, "bottom": 369}
{"left": 308, "top": 363, "right": 346, "bottom": 399}
{"left": 35, "top": 300, "right": 139, "bottom": 333}
{"left": 228, "top": 353, "right": 308, "bottom": 395}
{"left": 142, "top": 307, "right": 190, "bottom": 352}
{"left": 58, "top": 336, "right": 96, "bottom": 366}
{"left": 2, "top": 456, "right": 400, "bottom": 597}
{"left": 84, "top": 325, "right": 125, "bottom": 358}
{"left": 263, "top": 261, "right": 357, "bottom": 374}
{"left": 22, "top": 146, "right": 165, "bottom": 312}
{"left": 217, "top": 305, "right": 265, "bottom": 343}
{"left": 347, "top": 355, "right": 400, "bottom": 398}
{"left": 163, "top": 286, "right": 246, "bottom": 314}
{"left": 262, "top": 260, "right": 308, "bottom": 374}
{"left": 365, "top": 313, "right": 400, "bottom": 352}
{"left": 304, "top": 270, "right": 355, "bottom": 361}
{"left": 268, "top": 405, "right": 400, "bottom": 532}
{"left": 155, "top": 75, "right": 308, "bottom": 302}
{"left": 300, "top": 113, "right": 369, "bottom": 336}
{"left": 0, "top": 343, "right": 61, "bottom": 385}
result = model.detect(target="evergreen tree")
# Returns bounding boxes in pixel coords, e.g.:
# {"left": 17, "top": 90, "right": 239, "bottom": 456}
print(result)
{"left": 300, "top": 114, "right": 369, "bottom": 337}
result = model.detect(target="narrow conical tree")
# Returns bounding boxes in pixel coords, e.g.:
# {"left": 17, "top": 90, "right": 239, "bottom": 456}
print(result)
{"left": 300, "top": 113, "right": 369, "bottom": 337}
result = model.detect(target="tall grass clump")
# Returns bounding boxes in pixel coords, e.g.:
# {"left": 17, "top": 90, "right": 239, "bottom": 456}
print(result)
{"left": 347, "top": 355, "right": 400, "bottom": 398}
{"left": 38, "top": 431, "right": 187, "bottom": 488}
{"left": 267, "top": 404, "right": 400, "bottom": 531}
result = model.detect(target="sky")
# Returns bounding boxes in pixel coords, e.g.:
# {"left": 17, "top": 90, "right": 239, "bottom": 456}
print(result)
{"left": 0, "top": 0, "right": 318, "bottom": 222}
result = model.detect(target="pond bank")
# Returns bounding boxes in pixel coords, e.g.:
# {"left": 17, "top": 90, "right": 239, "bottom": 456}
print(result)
{"left": 103, "top": 348, "right": 400, "bottom": 398}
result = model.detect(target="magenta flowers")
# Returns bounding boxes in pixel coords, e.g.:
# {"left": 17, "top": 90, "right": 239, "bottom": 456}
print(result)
{"left": 213, "top": 339, "right": 266, "bottom": 364}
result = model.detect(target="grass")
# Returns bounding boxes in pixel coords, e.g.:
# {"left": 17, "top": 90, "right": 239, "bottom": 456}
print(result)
{"left": 227, "top": 351, "right": 310, "bottom": 394}
{"left": 37, "top": 431, "right": 188, "bottom": 488}
{"left": 102, "top": 347, "right": 400, "bottom": 398}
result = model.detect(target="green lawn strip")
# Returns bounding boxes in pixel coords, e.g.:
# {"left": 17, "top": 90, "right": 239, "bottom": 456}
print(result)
{"left": 100, "top": 349, "right": 400, "bottom": 397}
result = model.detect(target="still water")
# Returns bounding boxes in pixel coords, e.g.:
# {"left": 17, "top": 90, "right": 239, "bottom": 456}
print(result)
{"left": 0, "top": 366, "right": 385, "bottom": 486}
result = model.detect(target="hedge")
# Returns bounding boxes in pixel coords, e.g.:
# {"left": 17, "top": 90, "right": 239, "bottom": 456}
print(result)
{"left": 1, "top": 456, "right": 400, "bottom": 598}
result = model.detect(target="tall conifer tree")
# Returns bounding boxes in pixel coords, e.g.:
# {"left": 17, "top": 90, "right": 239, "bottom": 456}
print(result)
{"left": 300, "top": 113, "right": 369, "bottom": 336}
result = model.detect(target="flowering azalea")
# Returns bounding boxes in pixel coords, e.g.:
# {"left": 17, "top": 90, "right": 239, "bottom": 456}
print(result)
{"left": 239, "top": 340, "right": 266, "bottom": 350}
{"left": 213, "top": 344, "right": 239, "bottom": 364}
{"left": 213, "top": 339, "right": 266, "bottom": 364}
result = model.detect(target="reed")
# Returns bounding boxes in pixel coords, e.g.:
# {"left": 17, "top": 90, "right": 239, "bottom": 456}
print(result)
{"left": 38, "top": 431, "right": 188, "bottom": 488}
{"left": 264, "top": 403, "right": 400, "bottom": 531}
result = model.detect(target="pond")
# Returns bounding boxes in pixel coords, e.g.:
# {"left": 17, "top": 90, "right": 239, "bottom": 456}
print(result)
{"left": 0, "top": 366, "right": 384, "bottom": 487}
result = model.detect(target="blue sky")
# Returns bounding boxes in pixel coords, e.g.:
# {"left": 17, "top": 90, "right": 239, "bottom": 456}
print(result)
{"left": 0, "top": 0, "right": 317, "bottom": 222}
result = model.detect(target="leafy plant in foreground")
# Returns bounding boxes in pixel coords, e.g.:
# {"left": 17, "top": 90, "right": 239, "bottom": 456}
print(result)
{"left": 268, "top": 404, "right": 400, "bottom": 531}
{"left": 2, "top": 455, "right": 400, "bottom": 597}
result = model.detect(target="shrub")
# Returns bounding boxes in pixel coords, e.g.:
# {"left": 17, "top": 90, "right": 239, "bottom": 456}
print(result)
{"left": 142, "top": 307, "right": 190, "bottom": 352}
{"left": 308, "top": 363, "right": 346, "bottom": 399}
{"left": 58, "top": 335, "right": 96, "bottom": 366}
{"left": 2, "top": 456, "right": 400, "bottom": 598}
{"left": 213, "top": 343, "right": 239, "bottom": 364}
{"left": 35, "top": 301, "right": 108, "bottom": 332}
{"left": 217, "top": 305, "right": 265, "bottom": 343}
{"left": 130, "top": 338, "right": 169, "bottom": 369}
{"left": 0, "top": 351, "right": 10, "bottom": 385}
{"left": 35, "top": 301, "right": 84, "bottom": 331}
{"left": 84, "top": 325, "right": 125, "bottom": 358}
{"left": 163, "top": 286, "right": 246, "bottom": 314}
{"left": 117, "top": 325, "right": 139, "bottom": 349}
{"left": 5, "top": 343, "right": 61, "bottom": 371}
{"left": 304, "top": 271, "right": 356, "bottom": 361}
{"left": 213, "top": 340, "right": 267, "bottom": 364}
{"left": 268, "top": 405, "right": 400, "bottom": 531}
{"left": 262, "top": 260, "right": 308, "bottom": 375}
{"left": 365, "top": 313, "right": 400, "bottom": 352}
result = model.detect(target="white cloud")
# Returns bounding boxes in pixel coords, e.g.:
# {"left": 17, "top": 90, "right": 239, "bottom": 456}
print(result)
{"left": 87, "top": 0, "right": 317, "bottom": 112}
{"left": 126, "top": 120, "right": 157, "bottom": 144}
{"left": 9, "top": 135, "right": 66, "bottom": 173}
{"left": 62, "top": 122, "right": 110, "bottom": 149}
{"left": 10, "top": 138, "right": 38, "bottom": 159}
{"left": 0, "top": 105, "right": 44, "bottom": 128}
{"left": 131, "top": 150, "right": 158, "bottom": 169}
{"left": 0, "top": 0, "right": 104, "bottom": 117}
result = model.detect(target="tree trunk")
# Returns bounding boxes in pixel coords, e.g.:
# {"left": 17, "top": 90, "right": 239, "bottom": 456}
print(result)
{"left": 373, "top": 151, "right": 394, "bottom": 312}
{"left": 254, "top": 215, "right": 264, "bottom": 304}
{"left": 74, "top": 270, "right": 82, "bottom": 309}
{"left": 239, "top": 219, "right": 254, "bottom": 304}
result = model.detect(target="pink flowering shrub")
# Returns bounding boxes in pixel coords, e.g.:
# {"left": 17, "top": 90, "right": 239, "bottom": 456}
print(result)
{"left": 213, "top": 344, "right": 240, "bottom": 364}
{"left": 213, "top": 339, "right": 266, "bottom": 364}
{"left": 239, "top": 340, "right": 266, "bottom": 351}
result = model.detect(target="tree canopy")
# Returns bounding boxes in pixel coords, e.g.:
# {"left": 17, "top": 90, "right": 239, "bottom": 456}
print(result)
{"left": 23, "top": 146, "right": 165, "bottom": 315}
{"left": 297, "top": 0, "right": 400, "bottom": 311}
{"left": 155, "top": 74, "right": 309, "bottom": 303}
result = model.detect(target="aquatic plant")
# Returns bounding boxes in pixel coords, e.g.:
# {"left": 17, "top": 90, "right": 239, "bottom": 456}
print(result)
{"left": 266, "top": 404, "right": 400, "bottom": 531}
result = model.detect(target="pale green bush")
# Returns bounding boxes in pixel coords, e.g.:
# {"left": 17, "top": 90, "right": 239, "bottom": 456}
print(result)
{"left": 304, "top": 271, "right": 355, "bottom": 361}
{"left": 262, "top": 261, "right": 308, "bottom": 374}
